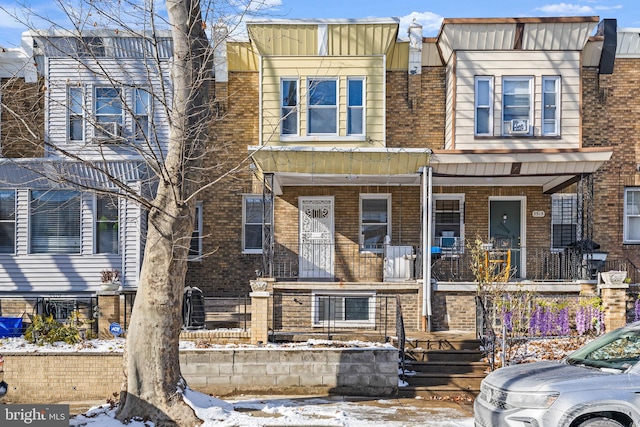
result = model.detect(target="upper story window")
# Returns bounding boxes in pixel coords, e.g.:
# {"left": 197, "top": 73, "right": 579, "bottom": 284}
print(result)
{"left": 433, "top": 195, "right": 464, "bottom": 253}
{"left": 360, "top": 194, "right": 390, "bottom": 252}
{"left": 551, "top": 194, "right": 578, "bottom": 251}
{"left": 243, "top": 195, "right": 272, "bottom": 253}
{"left": 96, "top": 194, "right": 119, "bottom": 254}
{"left": 475, "top": 77, "right": 493, "bottom": 136}
{"left": 94, "top": 87, "right": 123, "bottom": 139}
{"left": 281, "top": 79, "right": 298, "bottom": 136}
{"left": 542, "top": 76, "right": 561, "bottom": 136}
{"left": 68, "top": 86, "right": 84, "bottom": 141}
{"left": 347, "top": 78, "right": 364, "bottom": 135}
{"left": 189, "top": 202, "right": 203, "bottom": 260}
{"left": 30, "top": 190, "right": 81, "bottom": 254}
{"left": 308, "top": 78, "right": 337, "bottom": 135}
{"left": 0, "top": 190, "right": 16, "bottom": 254}
{"left": 133, "top": 88, "right": 150, "bottom": 142}
{"left": 502, "top": 77, "right": 533, "bottom": 136}
{"left": 624, "top": 188, "right": 640, "bottom": 243}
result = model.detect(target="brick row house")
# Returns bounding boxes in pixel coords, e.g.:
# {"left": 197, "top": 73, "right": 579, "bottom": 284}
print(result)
{"left": 0, "top": 16, "right": 639, "bottom": 334}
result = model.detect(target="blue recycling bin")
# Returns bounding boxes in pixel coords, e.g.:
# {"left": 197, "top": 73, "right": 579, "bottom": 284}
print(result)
{"left": 0, "top": 317, "right": 23, "bottom": 337}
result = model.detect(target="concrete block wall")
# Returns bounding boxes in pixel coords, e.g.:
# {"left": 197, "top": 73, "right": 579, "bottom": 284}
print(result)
{"left": 0, "top": 348, "right": 398, "bottom": 404}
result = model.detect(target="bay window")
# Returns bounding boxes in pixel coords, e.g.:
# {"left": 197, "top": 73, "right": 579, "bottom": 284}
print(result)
{"left": 542, "top": 76, "right": 561, "bottom": 136}
{"left": 502, "top": 77, "right": 533, "bottom": 136}
{"left": 281, "top": 79, "right": 298, "bottom": 135}
{"left": 307, "top": 78, "right": 337, "bottom": 134}
{"left": 475, "top": 77, "right": 493, "bottom": 136}
{"left": 347, "top": 78, "right": 364, "bottom": 135}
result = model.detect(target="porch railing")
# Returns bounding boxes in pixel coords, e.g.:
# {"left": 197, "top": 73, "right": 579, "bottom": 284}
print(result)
{"left": 271, "top": 241, "right": 630, "bottom": 282}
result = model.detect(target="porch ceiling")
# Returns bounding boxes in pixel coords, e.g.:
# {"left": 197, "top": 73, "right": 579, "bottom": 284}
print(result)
{"left": 248, "top": 146, "right": 613, "bottom": 194}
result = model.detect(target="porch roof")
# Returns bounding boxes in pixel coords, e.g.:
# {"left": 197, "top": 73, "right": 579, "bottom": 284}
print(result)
{"left": 248, "top": 146, "right": 613, "bottom": 194}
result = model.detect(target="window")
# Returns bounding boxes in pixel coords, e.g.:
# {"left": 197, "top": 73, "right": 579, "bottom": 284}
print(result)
{"left": 347, "top": 78, "right": 364, "bottom": 135}
{"left": 281, "top": 79, "right": 298, "bottom": 135}
{"left": 433, "top": 195, "right": 464, "bottom": 252}
{"left": 307, "top": 78, "right": 337, "bottom": 134}
{"left": 96, "top": 195, "right": 119, "bottom": 254}
{"left": 0, "top": 190, "right": 16, "bottom": 254}
{"left": 475, "top": 77, "right": 493, "bottom": 136}
{"left": 79, "top": 37, "right": 105, "bottom": 57}
{"left": 360, "top": 194, "right": 390, "bottom": 252}
{"left": 94, "top": 87, "right": 122, "bottom": 138}
{"left": 68, "top": 86, "right": 84, "bottom": 141}
{"left": 502, "top": 77, "right": 533, "bottom": 135}
{"left": 551, "top": 194, "right": 578, "bottom": 250}
{"left": 189, "top": 203, "right": 203, "bottom": 259}
{"left": 30, "top": 190, "right": 81, "bottom": 254}
{"left": 313, "top": 292, "right": 375, "bottom": 326}
{"left": 624, "top": 188, "right": 640, "bottom": 243}
{"left": 542, "top": 76, "right": 560, "bottom": 136}
{"left": 133, "top": 88, "right": 150, "bottom": 142}
{"left": 243, "top": 195, "right": 272, "bottom": 253}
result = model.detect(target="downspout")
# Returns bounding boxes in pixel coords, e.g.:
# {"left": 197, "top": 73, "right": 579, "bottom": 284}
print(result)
{"left": 422, "top": 165, "right": 433, "bottom": 331}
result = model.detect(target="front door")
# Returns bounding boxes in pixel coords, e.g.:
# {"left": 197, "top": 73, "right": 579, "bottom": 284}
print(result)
{"left": 299, "top": 197, "right": 334, "bottom": 279}
{"left": 489, "top": 199, "right": 524, "bottom": 279}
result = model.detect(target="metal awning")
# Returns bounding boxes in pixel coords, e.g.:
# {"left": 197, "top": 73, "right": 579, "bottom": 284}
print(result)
{"left": 249, "top": 146, "right": 613, "bottom": 194}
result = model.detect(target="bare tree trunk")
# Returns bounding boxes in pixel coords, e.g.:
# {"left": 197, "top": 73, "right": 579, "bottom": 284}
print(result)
{"left": 116, "top": 0, "right": 211, "bottom": 424}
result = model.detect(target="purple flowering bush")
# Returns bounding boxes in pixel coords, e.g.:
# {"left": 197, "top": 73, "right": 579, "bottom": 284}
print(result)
{"left": 635, "top": 298, "right": 640, "bottom": 322}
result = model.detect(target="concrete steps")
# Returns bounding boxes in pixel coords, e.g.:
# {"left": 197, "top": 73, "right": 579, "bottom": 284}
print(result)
{"left": 399, "top": 335, "right": 490, "bottom": 397}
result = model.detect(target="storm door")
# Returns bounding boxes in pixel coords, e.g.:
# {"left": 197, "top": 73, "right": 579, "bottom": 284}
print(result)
{"left": 299, "top": 197, "right": 334, "bottom": 279}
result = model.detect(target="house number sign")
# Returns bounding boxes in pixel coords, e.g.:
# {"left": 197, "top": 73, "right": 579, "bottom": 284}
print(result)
{"left": 532, "top": 211, "right": 545, "bottom": 218}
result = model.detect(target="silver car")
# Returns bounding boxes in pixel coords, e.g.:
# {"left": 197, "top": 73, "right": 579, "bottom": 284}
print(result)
{"left": 474, "top": 321, "right": 640, "bottom": 427}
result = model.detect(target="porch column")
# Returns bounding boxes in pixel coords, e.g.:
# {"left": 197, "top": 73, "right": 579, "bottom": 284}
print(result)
{"left": 96, "top": 291, "right": 121, "bottom": 339}
{"left": 600, "top": 282, "right": 629, "bottom": 332}
{"left": 250, "top": 278, "right": 273, "bottom": 345}
{"left": 421, "top": 165, "right": 433, "bottom": 331}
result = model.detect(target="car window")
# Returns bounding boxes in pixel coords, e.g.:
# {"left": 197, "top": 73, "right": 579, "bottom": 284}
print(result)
{"left": 566, "top": 327, "right": 640, "bottom": 370}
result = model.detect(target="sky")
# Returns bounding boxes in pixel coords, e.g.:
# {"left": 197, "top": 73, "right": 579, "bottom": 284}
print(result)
{"left": 0, "top": 0, "right": 638, "bottom": 49}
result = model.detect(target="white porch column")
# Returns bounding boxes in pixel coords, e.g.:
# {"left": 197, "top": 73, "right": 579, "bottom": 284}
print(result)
{"left": 421, "top": 166, "right": 433, "bottom": 331}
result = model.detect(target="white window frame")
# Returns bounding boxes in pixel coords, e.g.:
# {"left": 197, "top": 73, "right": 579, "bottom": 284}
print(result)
{"left": 68, "top": 86, "right": 84, "bottom": 141}
{"left": 551, "top": 194, "right": 578, "bottom": 251}
{"left": 347, "top": 77, "right": 365, "bottom": 135}
{"left": 624, "top": 188, "right": 640, "bottom": 244}
{"left": 94, "top": 86, "right": 123, "bottom": 138}
{"left": 542, "top": 76, "right": 561, "bottom": 136}
{"left": 360, "top": 194, "right": 391, "bottom": 253}
{"left": 242, "top": 195, "right": 272, "bottom": 254}
{"left": 311, "top": 291, "right": 376, "bottom": 327}
{"left": 475, "top": 76, "right": 494, "bottom": 136}
{"left": 307, "top": 78, "right": 338, "bottom": 135}
{"left": 281, "top": 78, "right": 299, "bottom": 136}
{"left": 189, "top": 202, "right": 203, "bottom": 260}
{"left": 95, "top": 194, "right": 119, "bottom": 254}
{"left": 133, "top": 87, "right": 151, "bottom": 142}
{"left": 0, "top": 189, "right": 16, "bottom": 254}
{"left": 432, "top": 194, "right": 465, "bottom": 254}
{"left": 502, "top": 76, "right": 533, "bottom": 136}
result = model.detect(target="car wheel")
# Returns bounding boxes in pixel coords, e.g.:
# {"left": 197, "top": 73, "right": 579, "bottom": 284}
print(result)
{"left": 577, "top": 418, "right": 625, "bottom": 427}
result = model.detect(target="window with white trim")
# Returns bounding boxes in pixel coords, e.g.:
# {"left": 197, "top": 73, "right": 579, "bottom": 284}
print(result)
{"left": 307, "top": 78, "right": 337, "bottom": 135}
{"left": 68, "top": 86, "right": 84, "bottom": 141}
{"left": 133, "top": 88, "right": 150, "bottom": 142}
{"left": 243, "top": 195, "right": 272, "bottom": 253}
{"left": 624, "top": 188, "right": 640, "bottom": 243}
{"left": 347, "top": 78, "right": 364, "bottom": 135}
{"left": 189, "top": 202, "right": 203, "bottom": 260}
{"left": 433, "top": 195, "right": 464, "bottom": 252}
{"left": 542, "top": 76, "right": 561, "bottom": 136}
{"left": 0, "top": 190, "right": 16, "bottom": 254}
{"left": 475, "top": 77, "right": 493, "bottom": 136}
{"left": 551, "top": 194, "right": 578, "bottom": 250}
{"left": 360, "top": 194, "right": 390, "bottom": 252}
{"left": 281, "top": 79, "right": 298, "bottom": 135}
{"left": 96, "top": 194, "right": 119, "bottom": 254}
{"left": 502, "top": 77, "right": 533, "bottom": 136}
{"left": 94, "top": 87, "right": 123, "bottom": 138}
{"left": 30, "top": 190, "right": 81, "bottom": 254}
{"left": 312, "top": 292, "right": 375, "bottom": 327}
